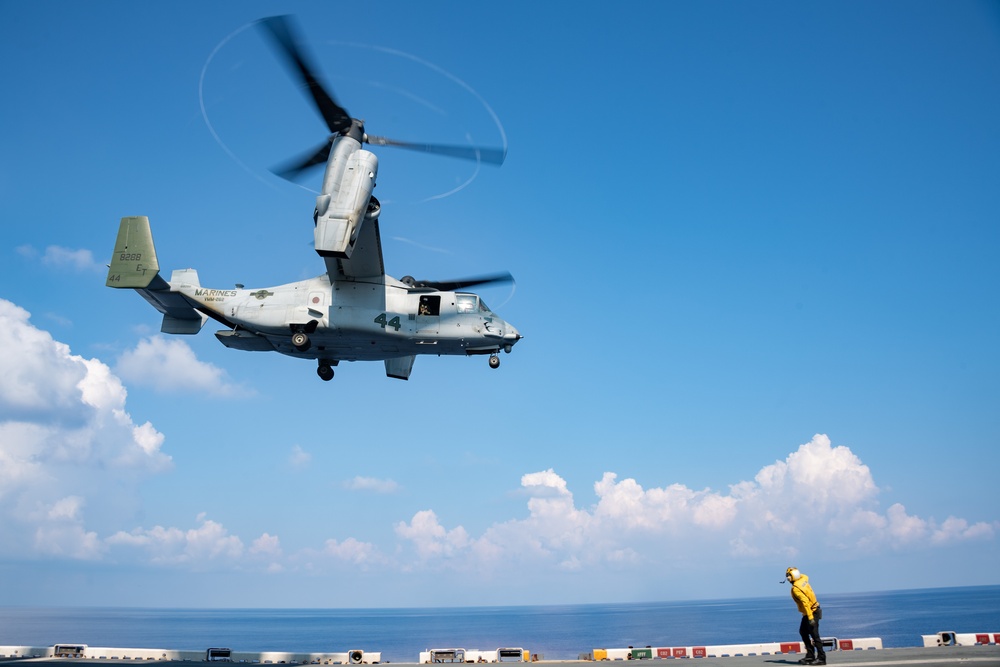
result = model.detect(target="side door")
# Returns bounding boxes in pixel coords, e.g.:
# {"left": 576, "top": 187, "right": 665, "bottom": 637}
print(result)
{"left": 414, "top": 294, "right": 440, "bottom": 334}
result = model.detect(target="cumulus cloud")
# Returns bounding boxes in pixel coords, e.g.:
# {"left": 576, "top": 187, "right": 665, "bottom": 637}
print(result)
{"left": 107, "top": 513, "right": 244, "bottom": 566}
{"left": 343, "top": 476, "right": 400, "bottom": 494}
{"left": 250, "top": 533, "right": 282, "bottom": 557}
{"left": 17, "top": 244, "right": 104, "bottom": 273}
{"left": 324, "top": 537, "right": 383, "bottom": 567}
{"left": 395, "top": 510, "right": 471, "bottom": 560}
{"left": 1, "top": 317, "right": 994, "bottom": 588}
{"left": 249, "top": 533, "right": 285, "bottom": 573}
{"left": 75, "top": 434, "right": 1000, "bottom": 577}
{"left": 115, "top": 336, "right": 249, "bottom": 396}
{"left": 289, "top": 445, "right": 312, "bottom": 470}
{"left": 387, "top": 435, "right": 998, "bottom": 576}
{"left": 0, "top": 299, "right": 171, "bottom": 558}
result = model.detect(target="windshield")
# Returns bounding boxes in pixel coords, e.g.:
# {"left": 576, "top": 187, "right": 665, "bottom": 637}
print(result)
{"left": 456, "top": 294, "right": 492, "bottom": 314}
{"left": 456, "top": 294, "right": 477, "bottom": 313}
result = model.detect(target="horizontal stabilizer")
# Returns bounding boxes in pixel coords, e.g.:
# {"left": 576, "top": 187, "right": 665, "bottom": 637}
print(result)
{"left": 128, "top": 273, "right": 205, "bottom": 334}
{"left": 162, "top": 312, "right": 208, "bottom": 334}
{"left": 107, "top": 216, "right": 160, "bottom": 288}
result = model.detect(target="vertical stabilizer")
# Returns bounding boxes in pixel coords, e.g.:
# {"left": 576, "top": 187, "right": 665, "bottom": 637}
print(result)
{"left": 106, "top": 216, "right": 160, "bottom": 288}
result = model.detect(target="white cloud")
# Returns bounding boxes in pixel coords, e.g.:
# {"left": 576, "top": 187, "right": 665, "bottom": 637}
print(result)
{"left": 43, "top": 246, "right": 104, "bottom": 272}
{"left": 324, "top": 537, "right": 383, "bottom": 566}
{"left": 247, "top": 533, "right": 284, "bottom": 560}
{"left": 885, "top": 503, "right": 928, "bottom": 544}
{"left": 749, "top": 434, "right": 879, "bottom": 516}
{"left": 115, "top": 336, "right": 249, "bottom": 396}
{"left": 384, "top": 435, "right": 998, "bottom": 577}
{"left": 0, "top": 305, "right": 87, "bottom": 418}
{"left": 395, "top": 510, "right": 471, "bottom": 560}
{"left": 66, "top": 434, "right": 999, "bottom": 578}
{"left": 107, "top": 513, "right": 244, "bottom": 566}
{"left": 521, "top": 469, "right": 570, "bottom": 494}
{"left": 250, "top": 534, "right": 287, "bottom": 573}
{"left": 931, "top": 515, "right": 995, "bottom": 544}
{"left": 289, "top": 445, "right": 312, "bottom": 469}
{"left": 0, "top": 299, "right": 171, "bottom": 558}
{"left": 35, "top": 522, "right": 105, "bottom": 560}
{"left": 17, "top": 244, "right": 103, "bottom": 273}
{"left": 1, "top": 320, "right": 995, "bottom": 592}
{"left": 250, "top": 533, "right": 283, "bottom": 557}
{"left": 30, "top": 496, "right": 105, "bottom": 560}
{"left": 344, "top": 476, "right": 400, "bottom": 494}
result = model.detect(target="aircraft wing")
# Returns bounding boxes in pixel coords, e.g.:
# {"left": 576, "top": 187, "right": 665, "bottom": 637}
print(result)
{"left": 323, "top": 218, "right": 385, "bottom": 283}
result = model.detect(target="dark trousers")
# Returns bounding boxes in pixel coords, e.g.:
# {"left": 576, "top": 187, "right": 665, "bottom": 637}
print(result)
{"left": 799, "top": 615, "right": 826, "bottom": 659}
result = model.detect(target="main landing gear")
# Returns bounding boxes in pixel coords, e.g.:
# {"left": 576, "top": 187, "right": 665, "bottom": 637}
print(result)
{"left": 292, "top": 331, "right": 311, "bottom": 351}
{"left": 489, "top": 354, "right": 500, "bottom": 369}
{"left": 290, "top": 321, "right": 319, "bottom": 352}
{"left": 317, "top": 360, "right": 335, "bottom": 381}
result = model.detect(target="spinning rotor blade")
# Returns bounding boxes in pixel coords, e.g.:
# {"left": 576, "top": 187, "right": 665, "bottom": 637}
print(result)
{"left": 258, "top": 14, "right": 507, "bottom": 181}
{"left": 404, "top": 271, "right": 514, "bottom": 291}
{"left": 258, "top": 15, "right": 352, "bottom": 134}
{"left": 366, "top": 135, "right": 506, "bottom": 165}
{"left": 272, "top": 139, "right": 333, "bottom": 181}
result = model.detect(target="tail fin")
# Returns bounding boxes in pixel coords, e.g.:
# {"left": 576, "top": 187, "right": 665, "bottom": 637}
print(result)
{"left": 106, "top": 216, "right": 207, "bottom": 335}
{"left": 106, "top": 216, "right": 160, "bottom": 288}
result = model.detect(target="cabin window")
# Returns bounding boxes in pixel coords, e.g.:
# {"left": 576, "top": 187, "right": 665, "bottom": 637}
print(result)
{"left": 456, "top": 294, "right": 477, "bottom": 313}
{"left": 419, "top": 295, "right": 440, "bottom": 316}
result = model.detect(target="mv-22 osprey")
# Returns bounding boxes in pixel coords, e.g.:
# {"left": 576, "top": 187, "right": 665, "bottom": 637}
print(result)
{"left": 106, "top": 16, "right": 521, "bottom": 381}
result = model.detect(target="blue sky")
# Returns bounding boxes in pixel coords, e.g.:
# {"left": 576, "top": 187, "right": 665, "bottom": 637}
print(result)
{"left": 1, "top": 0, "right": 998, "bottom": 608}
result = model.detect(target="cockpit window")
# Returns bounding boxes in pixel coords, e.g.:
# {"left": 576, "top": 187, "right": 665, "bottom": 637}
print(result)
{"left": 456, "top": 294, "right": 477, "bottom": 313}
{"left": 479, "top": 299, "right": 491, "bottom": 314}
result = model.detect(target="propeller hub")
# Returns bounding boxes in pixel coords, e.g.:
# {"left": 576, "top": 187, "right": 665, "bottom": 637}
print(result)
{"left": 345, "top": 118, "right": 365, "bottom": 143}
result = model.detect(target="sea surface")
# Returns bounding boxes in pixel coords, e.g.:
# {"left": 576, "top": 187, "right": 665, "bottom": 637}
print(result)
{"left": 2, "top": 587, "right": 999, "bottom": 662}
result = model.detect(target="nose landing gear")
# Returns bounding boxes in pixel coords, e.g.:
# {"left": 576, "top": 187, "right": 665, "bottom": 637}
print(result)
{"left": 489, "top": 354, "right": 500, "bottom": 369}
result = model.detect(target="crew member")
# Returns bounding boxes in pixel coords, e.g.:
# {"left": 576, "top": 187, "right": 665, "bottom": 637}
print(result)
{"left": 786, "top": 567, "right": 826, "bottom": 665}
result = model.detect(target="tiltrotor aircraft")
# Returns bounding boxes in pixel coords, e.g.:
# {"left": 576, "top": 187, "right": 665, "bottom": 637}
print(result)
{"left": 106, "top": 16, "right": 521, "bottom": 381}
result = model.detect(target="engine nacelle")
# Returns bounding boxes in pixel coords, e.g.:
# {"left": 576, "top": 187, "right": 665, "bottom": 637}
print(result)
{"left": 314, "top": 147, "right": 379, "bottom": 259}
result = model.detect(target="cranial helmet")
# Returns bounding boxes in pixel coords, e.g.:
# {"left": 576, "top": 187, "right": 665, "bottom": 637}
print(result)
{"left": 785, "top": 567, "right": 801, "bottom": 582}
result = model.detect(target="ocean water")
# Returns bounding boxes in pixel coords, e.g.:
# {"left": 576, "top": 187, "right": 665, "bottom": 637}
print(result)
{"left": 2, "top": 587, "right": 998, "bottom": 662}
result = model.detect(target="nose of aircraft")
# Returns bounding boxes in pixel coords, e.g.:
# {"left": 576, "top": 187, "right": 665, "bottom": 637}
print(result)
{"left": 503, "top": 323, "right": 522, "bottom": 353}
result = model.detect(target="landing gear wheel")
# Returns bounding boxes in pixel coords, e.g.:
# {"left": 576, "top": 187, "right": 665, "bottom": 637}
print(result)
{"left": 317, "top": 363, "right": 334, "bottom": 381}
{"left": 292, "top": 331, "right": 311, "bottom": 351}
{"left": 489, "top": 354, "right": 500, "bottom": 369}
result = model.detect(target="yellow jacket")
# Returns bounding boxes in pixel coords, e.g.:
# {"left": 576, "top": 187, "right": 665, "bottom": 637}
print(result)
{"left": 790, "top": 574, "right": 821, "bottom": 620}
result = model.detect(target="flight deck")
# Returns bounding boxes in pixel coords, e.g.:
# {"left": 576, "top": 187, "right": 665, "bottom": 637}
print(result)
{"left": 4, "top": 635, "right": 1000, "bottom": 667}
